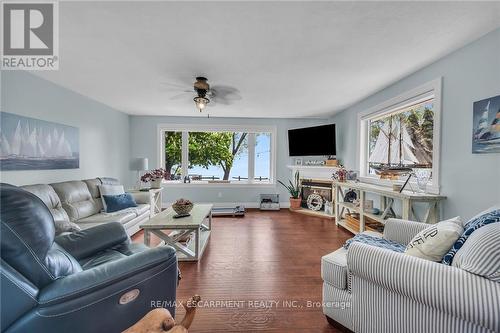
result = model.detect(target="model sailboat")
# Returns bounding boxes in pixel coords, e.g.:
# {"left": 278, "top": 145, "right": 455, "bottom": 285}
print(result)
{"left": 369, "top": 115, "right": 423, "bottom": 178}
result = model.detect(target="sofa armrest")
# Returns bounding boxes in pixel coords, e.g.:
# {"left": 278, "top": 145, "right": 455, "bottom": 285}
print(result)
{"left": 347, "top": 242, "right": 500, "bottom": 332}
{"left": 383, "top": 218, "right": 429, "bottom": 245}
{"left": 39, "top": 245, "right": 177, "bottom": 305}
{"left": 55, "top": 222, "right": 129, "bottom": 259}
{"left": 129, "top": 192, "right": 150, "bottom": 205}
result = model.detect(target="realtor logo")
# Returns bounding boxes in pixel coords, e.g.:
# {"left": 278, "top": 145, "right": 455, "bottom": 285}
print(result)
{"left": 1, "top": 1, "right": 59, "bottom": 70}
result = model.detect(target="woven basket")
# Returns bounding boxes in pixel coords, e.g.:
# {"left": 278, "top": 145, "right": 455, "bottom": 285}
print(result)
{"left": 172, "top": 202, "right": 193, "bottom": 215}
{"left": 345, "top": 213, "right": 384, "bottom": 233}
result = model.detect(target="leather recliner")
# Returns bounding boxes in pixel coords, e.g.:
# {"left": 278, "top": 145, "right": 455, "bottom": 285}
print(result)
{"left": 0, "top": 184, "right": 178, "bottom": 332}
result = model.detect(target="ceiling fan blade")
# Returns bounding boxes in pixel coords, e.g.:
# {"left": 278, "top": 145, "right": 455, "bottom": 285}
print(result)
{"left": 210, "top": 85, "right": 242, "bottom": 101}
{"left": 160, "top": 82, "right": 190, "bottom": 89}
{"left": 169, "top": 91, "right": 193, "bottom": 100}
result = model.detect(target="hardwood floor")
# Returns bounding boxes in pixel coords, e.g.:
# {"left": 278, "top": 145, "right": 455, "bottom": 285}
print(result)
{"left": 132, "top": 209, "right": 352, "bottom": 332}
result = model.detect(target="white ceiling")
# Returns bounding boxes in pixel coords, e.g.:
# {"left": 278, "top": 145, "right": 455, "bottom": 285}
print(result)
{"left": 33, "top": 1, "right": 500, "bottom": 118}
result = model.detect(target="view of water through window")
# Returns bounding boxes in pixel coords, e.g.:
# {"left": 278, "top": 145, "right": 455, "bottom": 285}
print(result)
{"left": 164, "top": 131, "right": 271, "bottom": 182}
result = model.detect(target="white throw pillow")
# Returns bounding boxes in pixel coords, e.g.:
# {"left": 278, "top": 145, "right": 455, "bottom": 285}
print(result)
{"left": 405, "top": 217, "right": 464, "bottom": 262}
{"left": 98, "top": 184, "right": 125, "bottom": 212}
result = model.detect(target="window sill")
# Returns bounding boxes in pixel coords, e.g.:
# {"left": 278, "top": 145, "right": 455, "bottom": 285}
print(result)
{"left": 358, "top": 176, "right": 440, "bottom": 195}
{"left": 161, "top": 181, "right": 276, "bottom": 188}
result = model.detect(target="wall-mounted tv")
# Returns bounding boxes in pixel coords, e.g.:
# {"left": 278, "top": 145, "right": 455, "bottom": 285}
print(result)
{"left": 288, "top": 124, "right": 336, "bottom": 156}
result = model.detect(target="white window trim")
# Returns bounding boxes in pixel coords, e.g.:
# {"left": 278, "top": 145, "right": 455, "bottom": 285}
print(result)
{"left": 357, "top": 77, "right": 442, "bottom": 194}
{"left": 157, "top": 123, "right": 277, "bottom": 186}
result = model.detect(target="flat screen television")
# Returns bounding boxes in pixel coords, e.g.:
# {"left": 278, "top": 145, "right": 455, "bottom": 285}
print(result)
{"left": 288, "top": 124, "right": 336, "bottom": 156}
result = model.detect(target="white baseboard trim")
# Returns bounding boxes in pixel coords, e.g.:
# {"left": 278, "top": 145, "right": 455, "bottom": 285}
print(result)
{"left": 162, "top": 201, "right": 291, "bottom": 209}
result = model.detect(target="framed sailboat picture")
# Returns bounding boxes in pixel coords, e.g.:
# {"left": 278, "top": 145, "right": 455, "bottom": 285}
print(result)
{"left": 0, "top": 112, "right": 79, "bottom": 170}
{"left": 472, "top": 95, "right": 500, "bottom": 153}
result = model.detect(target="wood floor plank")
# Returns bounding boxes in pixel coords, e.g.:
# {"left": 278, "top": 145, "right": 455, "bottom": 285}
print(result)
{"left": 132, "top": 209, "right": 352, "bottom": 332}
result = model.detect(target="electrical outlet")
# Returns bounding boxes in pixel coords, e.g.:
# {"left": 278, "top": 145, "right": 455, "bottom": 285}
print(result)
{"left": 218, "top": 192, "right": 222, "bottom": 198}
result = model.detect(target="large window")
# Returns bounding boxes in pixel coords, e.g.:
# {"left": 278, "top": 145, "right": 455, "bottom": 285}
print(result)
{"left": 158, "top": 125, "right": 276, "bottom": 185}
{"left": 359, "top": 78, "right": 441, "bottom": 193}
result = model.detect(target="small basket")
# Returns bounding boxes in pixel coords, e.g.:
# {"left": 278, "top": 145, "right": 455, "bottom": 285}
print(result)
{"left": 172, "top": 202, "right": 193, "bottom": 215}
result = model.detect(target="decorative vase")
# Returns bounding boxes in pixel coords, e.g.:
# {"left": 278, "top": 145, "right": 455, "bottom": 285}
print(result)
{"left": 150, "top": 179, "right": 162, "bottom": 189}
{"left": 289, "top": 197, "right": 302, "bottom": 210}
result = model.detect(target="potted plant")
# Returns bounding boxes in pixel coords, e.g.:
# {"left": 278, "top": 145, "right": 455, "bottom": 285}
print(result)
{"left": 278, "top": 171, "right": 302, "bottom": 210}
{"left": 141, "top": 168, "right": 168, "bottom": 189}
{"left": 332, "top": 166, "right": 348, "bottom": 182}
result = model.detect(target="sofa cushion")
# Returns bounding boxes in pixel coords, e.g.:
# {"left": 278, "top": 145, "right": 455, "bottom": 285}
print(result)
{"left": 98, "top": 184, "right": 125, "bottom": 212}
{"left": 322, "top": 248, "right": 349, "bottom": 290}
{"left": 77, "top": 211, "right": 137, "bottom": 225}
{"left": 405, "top": 217, "right": 463, "bottom": 262}
{"left": 99, "top": 177, "right": 121, "bottom": 186}
{"left": 452, "top": 223, "right": 500, "bottom": 282}
{"left": 79, "top": 242, "right": 149, "bottom": 270}
{"left": 1, "top": 184, "right": 82, "bottom": 288}
{"left": 20, "top": 184, "right": 80, "bottom": 234}
{"left": 442, "top": 208, "right": 500, "bottom": 265}
{"left": 50, "top": 181, "right": 100, "bottom": 221}
{"left": 83, "top": 178, "right": 104, "bottom": 212}
{"left": 135, "top": 204, "right": 150, "bottom": 216}
{"left": 343, "top": 233, "right": 406, "bottom": 252}
{"left": 79, "top": 249, "right": 128, "bottom": 270}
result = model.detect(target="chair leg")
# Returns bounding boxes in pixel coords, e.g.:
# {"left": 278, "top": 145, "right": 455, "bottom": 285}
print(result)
{"left": 325, "top": 315, "right": 353, "bottom": 333}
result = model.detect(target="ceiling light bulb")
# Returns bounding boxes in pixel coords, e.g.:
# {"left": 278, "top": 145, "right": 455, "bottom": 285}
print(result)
{"left": 194, "top": 97, "right": 209, "bottom": 112}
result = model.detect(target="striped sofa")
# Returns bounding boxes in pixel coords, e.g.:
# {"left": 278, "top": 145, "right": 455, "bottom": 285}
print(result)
{"left": 321, "top": 218, "right": 500, "bottom": 333}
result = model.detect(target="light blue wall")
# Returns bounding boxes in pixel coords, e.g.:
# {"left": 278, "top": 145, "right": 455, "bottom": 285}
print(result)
{"left": 130, "top": 115, "right": 329, "bottom": 206}
{"left": 330, "top": 28, "right": 500, "bottom": 220}
{"left": 0, "top": 71, "right": 131, "bottom": 186}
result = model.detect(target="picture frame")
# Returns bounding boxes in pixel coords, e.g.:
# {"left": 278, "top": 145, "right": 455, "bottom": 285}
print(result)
{"left": 0, "top": 112, "right": 80, "bottom": 171}
{"left": 472, "top": 94, "right": 500, "bottom": 154}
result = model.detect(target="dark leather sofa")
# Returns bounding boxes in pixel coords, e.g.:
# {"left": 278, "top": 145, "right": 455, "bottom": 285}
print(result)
{"left": 0, "top": 184, "right": 178, "bottom": 332}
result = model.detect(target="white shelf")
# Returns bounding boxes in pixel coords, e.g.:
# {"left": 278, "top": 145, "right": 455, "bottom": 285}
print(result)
{"left": 337, "top": 219, "right": 359, "bottom": 235}
{"left": 364, "top": 211, "right": 387, "bottom": 224}
{"left": 292, "top": 208, "right": 335, "bottom": 219}
{"left": 338, "top": 202, "right": 360, "bottom": 213}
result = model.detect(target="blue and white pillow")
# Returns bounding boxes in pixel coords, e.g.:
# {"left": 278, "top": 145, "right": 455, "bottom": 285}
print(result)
{"left": 442, "top": 208, "right": 500, "bottom": 265}
{"left": 343, "top": 233, "right": 406, "bottom": 253}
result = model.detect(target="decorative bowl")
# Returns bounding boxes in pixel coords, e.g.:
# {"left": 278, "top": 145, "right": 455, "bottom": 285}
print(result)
{"left": 172, "top": 199, "right": 193, "bottom": 215}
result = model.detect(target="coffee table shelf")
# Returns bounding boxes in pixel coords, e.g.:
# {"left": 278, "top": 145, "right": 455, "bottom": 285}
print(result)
{"left": 140, "top": 204, "right": 213, "bottom": 261}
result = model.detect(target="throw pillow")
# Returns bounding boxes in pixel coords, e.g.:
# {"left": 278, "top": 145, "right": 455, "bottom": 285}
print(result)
{"left": 442, "top": 208, "right": 500, "bottom": 265}
{"left": 343, "top": 233, "right": 406, "bottom": 253}
{"left": 405, "top": 217, "right": 463, "bottom": 262}
{"left": 102, "top": 193, "right": 138, "bottom": 213}
{"left": 98, "top": 184, "right": 125, "bottom": 212}
{"left": 451, "top": 223, "right": 500, "bottom": 282}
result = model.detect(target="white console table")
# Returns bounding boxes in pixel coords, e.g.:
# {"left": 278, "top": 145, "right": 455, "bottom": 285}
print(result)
{"left": 333, "top": 180, "right": 446, "bottom": 234}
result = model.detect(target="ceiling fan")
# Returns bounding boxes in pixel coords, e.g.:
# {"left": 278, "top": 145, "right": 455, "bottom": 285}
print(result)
{"left": 164, "top": 77, "right": 242, "bottom": 112}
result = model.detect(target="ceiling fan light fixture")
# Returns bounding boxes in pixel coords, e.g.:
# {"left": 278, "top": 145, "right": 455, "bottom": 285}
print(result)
{"left": 194, "top": 96, "right": 210, "bottom": 112}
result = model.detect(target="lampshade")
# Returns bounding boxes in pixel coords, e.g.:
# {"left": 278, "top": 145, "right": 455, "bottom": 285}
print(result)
{"left": 193, "top": 96, "right": 210, "bottom": 112}
{"left": 139, "top": 158, "right": 148, "bottom": 171}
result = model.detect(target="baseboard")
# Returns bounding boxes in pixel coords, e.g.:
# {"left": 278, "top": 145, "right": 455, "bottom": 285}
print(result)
{"left": 162, "top": 201, "right": 291, "bottom": 209}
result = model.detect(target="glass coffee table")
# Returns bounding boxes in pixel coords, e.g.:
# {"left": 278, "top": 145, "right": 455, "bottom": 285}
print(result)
{"left": 140, "top": 204, "right": 212, "bottom": 261}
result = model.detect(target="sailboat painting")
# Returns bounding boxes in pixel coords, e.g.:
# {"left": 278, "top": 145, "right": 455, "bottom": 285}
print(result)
{"left": 472, "top": 95, "right": 500, "bottom": 154}
{"left": 0, "top": 112, "right": 79, "bottom": 170}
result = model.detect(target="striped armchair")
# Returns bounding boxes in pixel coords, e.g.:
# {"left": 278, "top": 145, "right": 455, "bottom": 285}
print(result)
{"left": 321, "top": 218, "right": 500, "bottom": 333}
